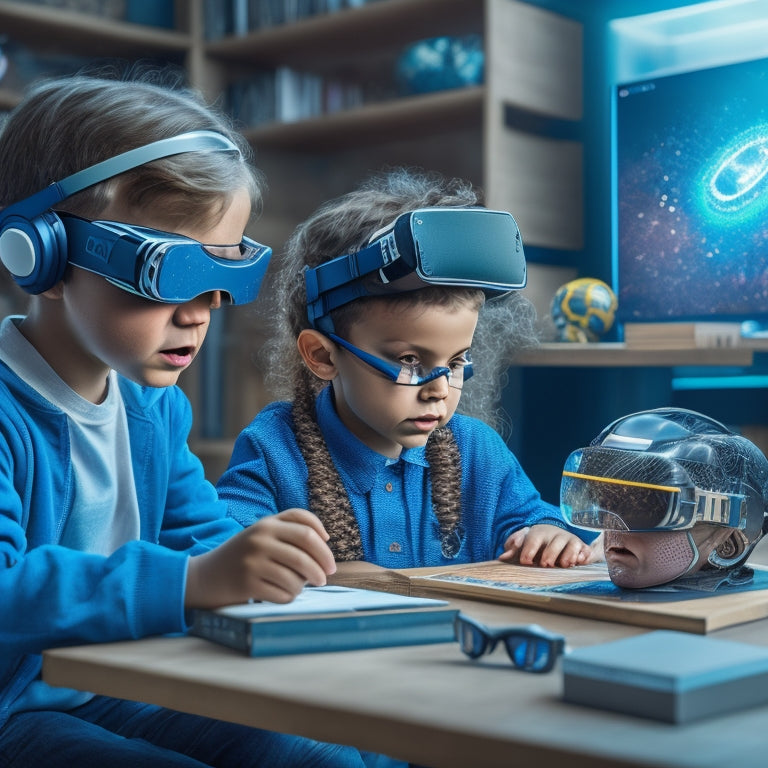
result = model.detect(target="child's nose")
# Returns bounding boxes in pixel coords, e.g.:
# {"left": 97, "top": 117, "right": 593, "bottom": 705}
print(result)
{"left": 174, "top": 291, "right": 221, "bottom": 324}
{"left": 419, "top": 372, "right": 450, "bottom": 399}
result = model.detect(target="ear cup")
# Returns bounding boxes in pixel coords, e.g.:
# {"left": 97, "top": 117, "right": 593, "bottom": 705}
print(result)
{"left": 0, "top": 211, "right": 68, "bottom": 294}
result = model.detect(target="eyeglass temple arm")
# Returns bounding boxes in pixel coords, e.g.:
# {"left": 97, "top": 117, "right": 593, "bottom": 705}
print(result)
{"left": 326, "top": 333, "right": 402, "bottom": 379}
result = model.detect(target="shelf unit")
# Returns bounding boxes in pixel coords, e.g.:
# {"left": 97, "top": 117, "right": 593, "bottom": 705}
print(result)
{"left": 0, "top": 1, "right": 189, "bottom": 54}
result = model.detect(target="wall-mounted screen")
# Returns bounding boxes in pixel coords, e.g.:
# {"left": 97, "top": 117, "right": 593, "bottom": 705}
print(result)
{"left": 613, "top": 56, "right": 768, "bottom": 324}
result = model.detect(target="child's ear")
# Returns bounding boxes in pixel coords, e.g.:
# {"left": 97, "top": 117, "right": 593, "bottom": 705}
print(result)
{"left": 297, "top": 329, "right": 338, "bottom": 381}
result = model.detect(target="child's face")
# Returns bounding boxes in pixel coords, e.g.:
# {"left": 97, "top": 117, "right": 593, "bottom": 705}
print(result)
{"left": 603, "top": 524, "right": 732, "bottom": 588}
{"left": 37, "top": 188, "right": 252, "bottom": 398}
{"left": 329, "top": 299, "right": 479, "bottom": 458}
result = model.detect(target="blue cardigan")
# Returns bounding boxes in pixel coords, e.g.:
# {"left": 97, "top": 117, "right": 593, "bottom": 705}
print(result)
{"left": 218, "top": 387, "right": 593, "bottom": 569}
{"left": 0, "top": 362, "right": 242, "bottom": 726}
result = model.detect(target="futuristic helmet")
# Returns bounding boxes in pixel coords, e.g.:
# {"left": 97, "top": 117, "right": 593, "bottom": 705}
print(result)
{"left": 560, "top": 407, "right": 768, "bottom": 570}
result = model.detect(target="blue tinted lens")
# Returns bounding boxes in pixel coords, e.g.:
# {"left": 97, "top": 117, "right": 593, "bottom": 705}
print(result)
{"left": 505, "top": 636, "right": 552, "bottom": 672}
{"left": 455, "top": 617, "right": 489, "bottom": 658}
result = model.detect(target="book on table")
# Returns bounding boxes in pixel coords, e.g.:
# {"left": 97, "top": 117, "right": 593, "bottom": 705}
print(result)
{"left": 327, "top": 560, "right": 768, "bottom": 634}
{"left": 562, "top": 630, "right": 768, "bottom": 723}
{"left": 190, "top": 585, "right": 458, "bottom": 657}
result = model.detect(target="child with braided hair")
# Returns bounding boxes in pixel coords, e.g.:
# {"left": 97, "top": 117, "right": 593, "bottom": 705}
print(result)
{"left": 217, "top": 168, "right": 601, "bottom": 569}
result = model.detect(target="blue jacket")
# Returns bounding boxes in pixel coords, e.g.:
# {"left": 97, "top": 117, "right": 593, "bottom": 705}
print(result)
{"left": 218, "top": 387, "right": 593, "bottom": 569}
{"left": 0, "top": 361, "right": 242, "bottom": 726}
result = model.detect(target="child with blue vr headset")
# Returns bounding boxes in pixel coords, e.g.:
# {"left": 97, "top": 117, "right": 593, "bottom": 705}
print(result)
{"left": 218, "top": 168, "right": 600, "bottom": 569}
{"left": 0, "top": 72, "right": 370, "bottom": 768}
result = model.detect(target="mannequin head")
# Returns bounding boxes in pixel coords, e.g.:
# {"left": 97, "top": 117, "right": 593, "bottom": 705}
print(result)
{"left": 560, "top": 408, "right": 768, "bottom": 588}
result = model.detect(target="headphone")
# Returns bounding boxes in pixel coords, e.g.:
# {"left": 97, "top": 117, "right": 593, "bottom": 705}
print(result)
{"left": 0, "top": 130, "right": 241, "bottom": 294}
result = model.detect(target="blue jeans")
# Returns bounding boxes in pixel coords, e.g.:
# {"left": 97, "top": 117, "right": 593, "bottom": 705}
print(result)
{"left": 0, "top": 695, "right": 377, "bottom": 767}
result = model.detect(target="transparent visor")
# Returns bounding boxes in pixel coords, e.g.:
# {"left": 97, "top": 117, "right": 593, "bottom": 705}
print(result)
{"left": 560, "top": 448, "right": 746, "bottom": 531}
{"left": 62, "top": 215, "right": 272, "bottom": 304}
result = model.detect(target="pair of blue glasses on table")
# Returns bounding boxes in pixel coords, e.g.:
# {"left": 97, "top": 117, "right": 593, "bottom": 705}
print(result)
{"left": 454, "top": 614, "right": 566, "bottom": 673}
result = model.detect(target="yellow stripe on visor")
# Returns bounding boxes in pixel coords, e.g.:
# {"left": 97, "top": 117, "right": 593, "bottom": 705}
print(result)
{"left": 561, "top": 470, "right": 682, "bottom": 494}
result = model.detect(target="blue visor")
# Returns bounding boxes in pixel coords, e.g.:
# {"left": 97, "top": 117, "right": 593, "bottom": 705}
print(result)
{"left": 61, "top": 215, "right": 271, "bottom": 304}
{"left": 305, "top": 207, "right": 526, "bottom": 331}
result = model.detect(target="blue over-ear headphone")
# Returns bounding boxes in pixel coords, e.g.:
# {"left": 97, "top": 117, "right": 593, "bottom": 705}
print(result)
{"left": 0, "top": 130, "right": 241, "bottom": 294}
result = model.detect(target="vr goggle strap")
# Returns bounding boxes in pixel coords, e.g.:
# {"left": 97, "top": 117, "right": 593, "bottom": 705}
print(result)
{"left": 0, "top": 131, "right": 240, "bottom": 224}
{"left": 305, "top": 219, "right": 414, "bottom": 331}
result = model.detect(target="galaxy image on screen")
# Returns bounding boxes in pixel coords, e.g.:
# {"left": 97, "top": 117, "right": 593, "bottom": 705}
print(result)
{"left": 614, "top": 56, "right": 768, "bottom": 323}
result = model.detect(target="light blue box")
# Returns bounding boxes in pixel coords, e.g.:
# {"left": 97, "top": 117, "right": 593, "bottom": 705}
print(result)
{"left": 563, "top": 630, "right": 768, "bottom": 723}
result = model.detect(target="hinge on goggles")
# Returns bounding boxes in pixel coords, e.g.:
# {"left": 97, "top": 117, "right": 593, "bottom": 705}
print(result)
{"left": 694, "top": 488, "right": 747, "bottom": 528}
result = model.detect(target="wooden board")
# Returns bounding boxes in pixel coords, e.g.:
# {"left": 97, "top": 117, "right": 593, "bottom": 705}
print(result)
{"left": 329, "top": 561, "right": 768, "bottom": 634}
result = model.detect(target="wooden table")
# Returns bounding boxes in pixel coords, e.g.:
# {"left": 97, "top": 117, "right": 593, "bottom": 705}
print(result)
{"left": 42, "top": 588, "right": 768, "bottom": 768}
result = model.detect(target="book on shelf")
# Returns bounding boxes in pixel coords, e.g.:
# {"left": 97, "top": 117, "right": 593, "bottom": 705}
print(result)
{"left": 622, "top": 321, "right": 743, "bottom": 349}
{"left": 328, "top": 559, "right": 768, "bottom": 634}
{"left": 190, "top": 584, "right": 458, "bottom": 657}
{"left": 562, "top": 630, "right": 768, "bottom": 723}
{"left": 227, "top": 69, "right": 364, "bottom": 128}
{"left": 204, "top": 0, "right": 383, "bottom": 40}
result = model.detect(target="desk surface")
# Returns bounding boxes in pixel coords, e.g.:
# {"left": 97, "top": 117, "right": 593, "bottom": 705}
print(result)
{"left": 42, "top": 589, "right": 768, "bottom": 768}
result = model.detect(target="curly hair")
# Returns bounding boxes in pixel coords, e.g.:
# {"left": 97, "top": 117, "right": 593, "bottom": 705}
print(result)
{"left": 258, "top": 167, "right": 538, "bottom": 559}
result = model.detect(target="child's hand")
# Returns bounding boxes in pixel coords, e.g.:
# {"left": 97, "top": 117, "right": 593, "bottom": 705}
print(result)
{"left": 499, "top": 524, "right": 603, "bottom": 568}
{"left": 185, "top": 508, "right": 336, "bottom": 609}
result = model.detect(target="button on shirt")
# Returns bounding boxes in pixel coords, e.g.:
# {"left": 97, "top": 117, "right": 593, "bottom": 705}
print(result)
{"left": 367, "top": 458, "right": 413, "bottom": 566}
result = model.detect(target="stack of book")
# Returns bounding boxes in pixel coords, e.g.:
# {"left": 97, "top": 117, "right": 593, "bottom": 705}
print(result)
{"left": 622, "top": 322, "right": 743, "bottom": 349}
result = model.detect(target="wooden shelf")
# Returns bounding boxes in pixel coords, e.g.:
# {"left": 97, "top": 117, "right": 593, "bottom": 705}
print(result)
{"left": 245, "top": 86, "right": 483, "bottom": 150}
{"left": 0, "top": 1, "right": 190, "bottom": 58}
{"left": 514, "top": 343, "right": 756, "bottom": 368}
{"left": 204, "top": 0, "right": 482, "bottom": 67}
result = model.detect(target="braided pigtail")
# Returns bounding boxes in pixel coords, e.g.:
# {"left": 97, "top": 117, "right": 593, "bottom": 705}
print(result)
{"left": 425, "top": 426, "right": 464, "bottom": 558}
{"left": 291, "top": 367, "right": 364, "bottom": 561}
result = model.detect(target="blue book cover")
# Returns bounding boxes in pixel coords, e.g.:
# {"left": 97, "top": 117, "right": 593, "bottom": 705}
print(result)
{"left": 563, "top": 630, "right": 768, "bottom": 722}
{"left": 191, "top": 585, "right": 458, "bottom": 656}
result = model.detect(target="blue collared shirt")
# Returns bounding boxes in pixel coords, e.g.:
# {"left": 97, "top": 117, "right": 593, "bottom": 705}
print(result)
{"left": 218, "top": 387, "right": 592, "bottom": 568}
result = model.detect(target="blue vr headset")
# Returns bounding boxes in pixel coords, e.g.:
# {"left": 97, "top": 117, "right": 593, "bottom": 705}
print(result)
{"left": 304, "top": 207, "right": 526, "bottom": 332}
{"left": 0, "top": 130, "right": 272, "bottom": 303}
{"left": 60, "top": 215, "right": 272, "bottom": 304}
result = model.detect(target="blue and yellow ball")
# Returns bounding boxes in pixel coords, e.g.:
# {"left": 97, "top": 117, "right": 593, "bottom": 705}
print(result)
{"left": 551, "top": 278, "right": 618, "bottom": 342}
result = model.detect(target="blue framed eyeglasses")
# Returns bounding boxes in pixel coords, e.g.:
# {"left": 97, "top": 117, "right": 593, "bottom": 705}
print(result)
{"left": 327, "top": 332, "right": 473, "bottom": 390}
{"left": 454, "top": 613, "right": 566, "bottom": 673}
